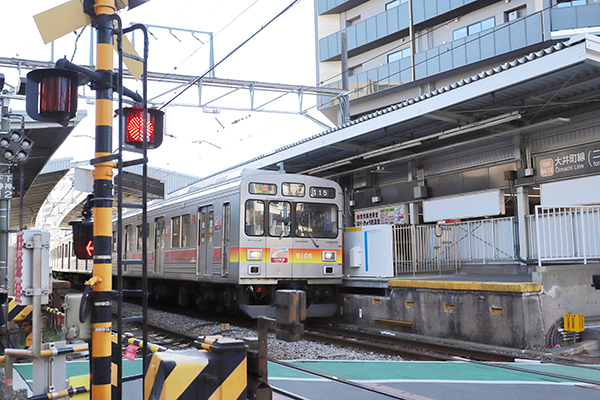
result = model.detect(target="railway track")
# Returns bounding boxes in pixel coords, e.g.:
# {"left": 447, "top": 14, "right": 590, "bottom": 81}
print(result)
{"left": 304, "top": 324, "right": 518, "bottom": 362}
{"left": 119, "top": 314, "right": 600, "bottom": 397}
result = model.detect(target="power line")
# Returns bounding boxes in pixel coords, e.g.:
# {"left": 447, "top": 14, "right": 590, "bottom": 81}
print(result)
{"left": 158, "top": 0, "right": 301, "bottom": 110}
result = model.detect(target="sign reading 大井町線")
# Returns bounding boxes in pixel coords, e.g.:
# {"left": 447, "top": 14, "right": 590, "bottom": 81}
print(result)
{"left": 535, "top": 143, "right": 600, "bottom": 181}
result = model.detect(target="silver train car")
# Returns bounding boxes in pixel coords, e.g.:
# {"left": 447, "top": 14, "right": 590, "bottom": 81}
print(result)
{"left": 52, "top": 169, "right": 343, "bottom": 318}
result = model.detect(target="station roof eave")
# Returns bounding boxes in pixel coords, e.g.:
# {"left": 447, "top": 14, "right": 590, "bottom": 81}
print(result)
{"left": 206, "top": 34, "right": 600, "bottom": 179}
{"left": 8, "top": 111, "right": 87, "bottom": 230}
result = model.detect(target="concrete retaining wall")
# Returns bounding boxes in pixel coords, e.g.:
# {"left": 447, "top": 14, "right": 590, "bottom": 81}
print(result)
{"left": 338, "top": 263, "right": 600, "bottom": 349}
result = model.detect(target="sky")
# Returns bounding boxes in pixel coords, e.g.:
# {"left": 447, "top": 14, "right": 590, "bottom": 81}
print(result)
{"left": 2, "top": 0, "right": 332, "bottom": 178}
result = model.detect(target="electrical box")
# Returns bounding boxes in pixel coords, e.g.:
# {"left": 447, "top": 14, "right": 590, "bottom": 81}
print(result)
{"left": 14, "top": 230, "right": 50, "bottom": 305}
{"left": 64, "top": 293, "right": 92, "bottom": 340}
{"left": 344, "top": 225, "right": 394, "bottom": 277}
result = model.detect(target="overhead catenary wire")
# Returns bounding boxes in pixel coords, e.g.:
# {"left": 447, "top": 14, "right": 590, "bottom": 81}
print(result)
{"left": 158, "top": 0, "right": 301, "bottom": 110}
{"left": 148, "top": 0, "right": 261, "bottom": 90}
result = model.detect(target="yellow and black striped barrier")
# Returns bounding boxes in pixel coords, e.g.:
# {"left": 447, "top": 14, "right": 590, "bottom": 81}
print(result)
{"left": 123, "top": 333, "right": 169, "bottom": 353}
{"left": 43, "top": 306, "right": 65, "bottom": 332}
{"left": 28, "top": 385, "right": 89, "bottom": 400}
{"left": 8, "top": 296, "right": 32, "bottom": 322}
{"left": 144, "top": 335, "right": 247, "bottom": 400}
{"left": 8, "top": 296, "right": 33, "bottom": 346}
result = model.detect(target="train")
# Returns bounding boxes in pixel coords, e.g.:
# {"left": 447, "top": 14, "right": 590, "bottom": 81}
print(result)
{"left": 51, "top": 169, "right": 344, "bottom": 318}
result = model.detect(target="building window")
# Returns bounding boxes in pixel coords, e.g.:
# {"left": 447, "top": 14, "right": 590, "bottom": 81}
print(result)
{"left": 505, "top": 6, "right": 526, "bottom": 22}
{"left": 556, "top": 0, "right": 586, "bottom": 7}
{"left": 387, "top": 48, "right": 411, "bottom": 63}
{"left": 453, "top": 17, "right": 495, "bottom": 40}
{"left": 386, "top": 0, "right": 407, "bottom": 10}
{"left": 346, "top": 16, "right": 360, "bottom": 28}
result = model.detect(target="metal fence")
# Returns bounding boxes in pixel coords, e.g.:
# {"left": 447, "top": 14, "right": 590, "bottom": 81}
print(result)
{"left": 535, "top": 205, "right": 600, "bottom": 266}
{"left": 392, "top": 217, "right": 518, "bottom": 276}
{"left": 393, "top": 224, "right": 461, "bottom": 276}
{"left": 391, "top": 206, "right": 600, "bottom": 276}
{"left": 455, "top": 218, "right": 515, "bottom": 264}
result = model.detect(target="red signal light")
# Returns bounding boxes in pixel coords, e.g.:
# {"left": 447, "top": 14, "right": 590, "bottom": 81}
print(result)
{"left": 124, "top": 107, "right": 164, "bottom": 149}
{"left": 68, "top": 219, "right": 94, "bottom": 260}
{"left": 26, "top": 69, "right": 79, "bottom": 126}
{"left": 39, "top": 76, "right": 74, "bottom": 116}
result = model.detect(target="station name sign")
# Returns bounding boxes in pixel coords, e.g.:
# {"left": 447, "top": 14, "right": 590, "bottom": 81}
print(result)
{"left": 535, "top": 143, "right": 600, "bottom": 181}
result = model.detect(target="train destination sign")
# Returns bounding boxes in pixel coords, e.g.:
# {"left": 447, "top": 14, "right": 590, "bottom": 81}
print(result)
{"left": 249, "top": 183, "right": 277, "bottom": 195}
{"left": 536, "top": 143, "right": 600, "bottom": 181}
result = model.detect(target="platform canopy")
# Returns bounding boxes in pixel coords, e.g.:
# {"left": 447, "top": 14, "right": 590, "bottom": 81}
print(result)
{"left": 207, "top": 34, "right": 600, "bottom": 180}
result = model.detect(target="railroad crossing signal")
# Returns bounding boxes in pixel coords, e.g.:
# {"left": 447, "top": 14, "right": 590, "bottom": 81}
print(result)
{"left": 124, "top": 107, "right": 164, "bottom": 149}
{"left": 69, "top": 218, "right": 94, "bottom": 260}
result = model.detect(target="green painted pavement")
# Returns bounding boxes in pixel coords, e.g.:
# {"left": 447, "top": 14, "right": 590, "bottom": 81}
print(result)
{"left": 269, "top": 361, "right": 600, "bottom": 383}
{"left": 13, "top": 359, "right": 142, "bottom": 381}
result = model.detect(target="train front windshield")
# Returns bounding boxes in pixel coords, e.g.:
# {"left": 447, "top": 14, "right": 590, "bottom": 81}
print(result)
{"left": 245, "top": 200, "right": 338, "bottom": 238}
{"left": 295, "top": 203, "right": 338, "bottom": 238}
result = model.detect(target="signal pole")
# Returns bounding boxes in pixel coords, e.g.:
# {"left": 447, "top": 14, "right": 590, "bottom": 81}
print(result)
{"left": 90, "top": 1, "right": 116, "bottom": 399}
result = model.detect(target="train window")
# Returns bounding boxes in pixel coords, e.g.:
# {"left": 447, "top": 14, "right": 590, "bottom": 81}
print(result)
{"left": 172, "top": 216, "right": 181, "bottom": 248}
{"left": 172, "top": 215, "right": 190, "bottom": 248}
{"left": 125, "top": 225, "right": 134, "bottom": 252}
{"left": 136, "top": 224, "right": 149, "bottom": 251}
{"left": 208, "top": 210, "right": 214, "bottom": 242}
{"left": 112, "top": 231, "right": 118, "bottom": 253}
{"left": 282, "top": 183, "right": 305, "bottom": 197}
{"left": 245, "top": 200, "right": 265, "bottom": 236}
{"left": 199, "top": 211, "right": 206, "bottom": 244}
{"left": 249, "top": 182, "right": 277, "bottom": 195}
{"left": 181, "top": 214, "right": 190, "bottom": 247}
{"left": 295, "top": 203, "right": 338, "bottom": 239}
{"left": 269, "top": 201, "right": 291, "bottom": 237}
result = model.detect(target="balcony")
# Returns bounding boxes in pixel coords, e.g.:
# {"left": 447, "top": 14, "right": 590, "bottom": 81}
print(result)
{"left": 318, "top": 0, "right": 370, "bottom": 15}
{"left": 320, "top": 12, "right": 544, "bottom": 108}
{"left": 319, "top": 0, "right": 483, "bottom": 62}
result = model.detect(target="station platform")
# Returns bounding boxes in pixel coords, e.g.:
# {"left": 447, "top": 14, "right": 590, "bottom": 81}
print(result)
{"left": 11, "top": 359, "right": 600, "bottom": 399}
{"left": 338, "top": 262, "right": 600, "bottom": 349}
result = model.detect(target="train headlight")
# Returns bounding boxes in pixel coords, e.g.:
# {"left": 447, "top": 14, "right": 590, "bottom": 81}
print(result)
{"left": 322, "top": 251, "right": 337, "bottom": 262}
{"left": 247, "top": 249, "right": 263, "bottom": 261}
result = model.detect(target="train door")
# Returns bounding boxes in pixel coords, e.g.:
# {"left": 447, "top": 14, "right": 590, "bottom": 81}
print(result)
{"left": 265, "top": 200, "right": 293, "bottom": 278}
{"left": 154, "top": 217, "right": 165, "bottom": 274}
{"left": 222, "top": 203, "right": 231, "bottom": 277}
{"left": 197, "top": 206, "right": 214, "bottom": 276}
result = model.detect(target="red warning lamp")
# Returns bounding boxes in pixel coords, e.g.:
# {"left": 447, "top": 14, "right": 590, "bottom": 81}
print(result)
{"left": 69, "top": 219, "right": 94, "bottom": 260}
{"left": 123, "top": 107, "right": 164, "bottom": 149}
{"left": 26, "top": 69, "right": 79, "bottom": 127}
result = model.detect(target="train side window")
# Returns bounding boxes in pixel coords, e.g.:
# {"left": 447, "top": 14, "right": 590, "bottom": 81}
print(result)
{"left": 208, "top": 210, "right": 214, "bottom": 242}
{"left": 199, "top": 212, "right": 206, "bottom": 244}
{"left": 181, "top": 214, "right": 190, "bottom": 247}
{"left": 136, "top": 224, "right": 149, "bottom": 251}
{"left": 269, "top": 201, "right": 291, "bottom": 237}
{"left": 172, "top": 216, "right": 181, "bottom": 248}
{"left": 125, "top": 225, "right": 134, "bottom": 252}
{"left": 112, "top": 231, "right": 118, "bottom": 252}
{"left": 245, "top": 200, "right": 265, "bottom": 236}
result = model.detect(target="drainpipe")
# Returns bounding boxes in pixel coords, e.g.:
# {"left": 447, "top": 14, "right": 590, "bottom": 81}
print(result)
{"left": 505, "top": 173, "right": 537, "bottom": 267}
{"left": 408, "top": 0, "right": 415, "bottom": 82}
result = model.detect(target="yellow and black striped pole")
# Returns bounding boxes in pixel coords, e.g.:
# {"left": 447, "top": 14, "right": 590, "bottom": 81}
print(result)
{"left": 90, "top": 1, "right": 116, "bottom": 399}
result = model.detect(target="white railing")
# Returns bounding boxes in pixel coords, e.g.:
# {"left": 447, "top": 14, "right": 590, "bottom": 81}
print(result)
{"left": 535, "top": 205, "right": 600, "bottom": 266}
{"left": 454, "top": 218, "right": 515, "bottom": 263}
{"left": 393, "top": 224, "right": 461, "bottom": 276}
{"left": 392, "top": 217, "right": 519, "bottom": 275}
